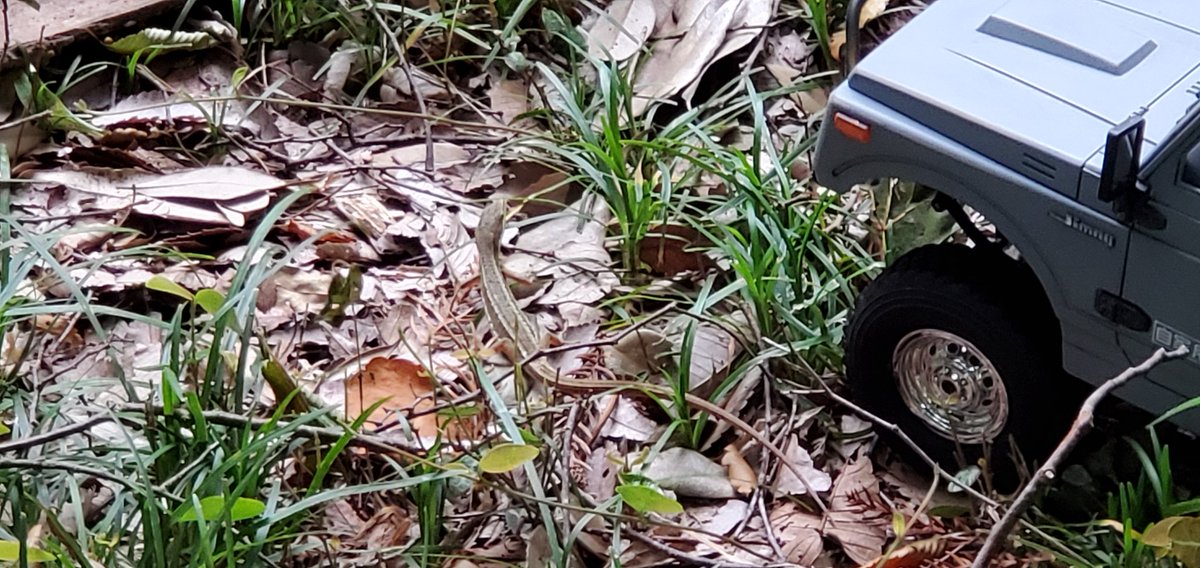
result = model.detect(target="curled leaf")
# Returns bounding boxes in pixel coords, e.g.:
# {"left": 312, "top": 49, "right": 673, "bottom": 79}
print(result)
{"left": 107, "top": 28, "right": 217, "bottom": 55}
{"left": 721, "top": 445, "right": 757, "bottom": 496}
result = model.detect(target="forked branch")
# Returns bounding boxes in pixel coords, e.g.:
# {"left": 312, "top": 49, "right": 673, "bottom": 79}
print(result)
{"left": 972, "top": 346, "right": 1188, "bottom": 567}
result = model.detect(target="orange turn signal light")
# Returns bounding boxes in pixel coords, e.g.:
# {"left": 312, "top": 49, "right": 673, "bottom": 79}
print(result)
{"left": 834, "top": 112, "right": 871, "bottom": 143}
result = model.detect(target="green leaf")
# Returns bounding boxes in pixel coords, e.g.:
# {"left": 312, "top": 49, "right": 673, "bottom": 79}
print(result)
{"left": 193, "top": 289, "right": 225, "bottom": 314}
{"left": 320, "top": 265, "right": 361, "bottom": 321}
{"left": 541, "top": 9, "right": 585, "bottom": 49}
{"left": 0, "top": 541, "right": 55, "bottom": 561}
{"left": 106, "top": 29, "right": 216, "bottom": 55}
{"left": 1168, "top": 517, "right": 1200, "bottom": 567}
{"left": 1152, "top": 395, "right": 1200, "bottom": 428}
{"left": 25, "top": 72, "right": 98, "bottom": 134}
{"left": 617, "top": 485, "right": 683, "bottom": 515}
{"left": 178, "top": 496, "right": 266, "bottom": 522}
{"left": 479, "top": 444, "right": 539, "bottom": 474}
{"left": 1144, "top": 517, "right": 1185, "bottom": 548}
{"left": 518, "top": 428, "right": 540, "bottom": 445}
{"left": 0, "top": 422, "right": 9, "bottom": 436}
{"left": 146, "top": 276, "right": 194, "bottom": 301}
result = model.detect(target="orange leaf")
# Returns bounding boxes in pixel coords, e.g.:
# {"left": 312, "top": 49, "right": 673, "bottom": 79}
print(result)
{"left": 344, "top": 357, "right": 476, "bottom": 439}
{"left": 721, "top": 444, "right": 758, "bottom": 495}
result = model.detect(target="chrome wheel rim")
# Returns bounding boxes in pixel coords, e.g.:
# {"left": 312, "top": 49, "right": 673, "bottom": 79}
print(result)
{"left": 892, "top": 330, "right": 1008, "bottom": 444}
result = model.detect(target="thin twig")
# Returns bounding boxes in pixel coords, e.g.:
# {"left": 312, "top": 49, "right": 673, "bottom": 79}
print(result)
{"left": 0, "top": 458, "right": 177, "bottom": 500}
{"left": 625, "top": 529, "right": 762, "bottom": 568}
{"left": 366, "top": 0, "right": 434, "bottom": 172}
{"left": 0, "top": 415, "right": 115, "bottom": 455}
{"left": 521, "top": 302, "right": 678, "bottom": 363}
{"left": 811, "top": 373, "right": 999, "bottom": 507}
{"left": 559, "top": 402, "right": 581, "bottom": 550}
{"left": 972, "top": 346, "right": 1187, "bottom": 567}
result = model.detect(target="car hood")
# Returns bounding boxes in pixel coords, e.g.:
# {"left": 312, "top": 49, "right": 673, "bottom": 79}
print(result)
{"left": 846, "top": 0, "right": 1200, "bottom": 195}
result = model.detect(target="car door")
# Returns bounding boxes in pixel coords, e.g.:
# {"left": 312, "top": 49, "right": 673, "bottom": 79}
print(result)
{"left": 1117, "top": 125, "right": 1200, "bottom": 424}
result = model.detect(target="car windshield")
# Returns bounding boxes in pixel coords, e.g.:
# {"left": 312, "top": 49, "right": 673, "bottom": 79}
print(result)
{"left": 1144, "top": 99, "right": 1200, "bottom": 173}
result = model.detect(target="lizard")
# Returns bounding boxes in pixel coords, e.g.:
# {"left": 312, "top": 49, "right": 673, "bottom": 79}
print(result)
{"left": 475, "top": 199, "right": 829, "bottom": 509}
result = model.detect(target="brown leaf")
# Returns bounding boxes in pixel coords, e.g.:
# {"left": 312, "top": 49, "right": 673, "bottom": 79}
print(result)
{"left": 773, "top": 436, "right": 832, "bottom": 496}
{"left": 830, "top": 30, "right": 847, "bottom": 62}
{"left": 667, "top": 312, "right": 747, "bottom": 395}
{"left": 637, "top": 224, "right": 713, "bottom": 276}
{"left": 827, "top": 457, "right": 889, "bottom": 564}
{"left": 488, "top": 78, "right": 531, "bottom": 125}
{"left": 32, "top": 166, "right": 279, "bottom": 226}
{"left": 858, "top": 537, "right": 946, "bottom": 568}
{"left": 598, "top": 395, "right": 659, "bottom": 442}
{"left": 507, "top": 198, "right": 618, "bottom": 326}
{"left": 345, "top": 357, "right": 477, "bottom": 440}
{"left": 355, "top": 506, "right": 413, "bottom": 550}
{"left": 373, "top": 142, "right": 472, "bottom": 170}
{"left": 605, "top": 328, "right": 672, "bottom": 377}
{"left": 688, "top": 500, "right": 748, "bottom": 536}
{"left": 769, "top": 501, "right": 824, "bottom": 565}
{"left": 721, "top": 444, "right": 757, "bottom": 495}
{"left": 498, "top": 162, "right": 572, "bottom": 207}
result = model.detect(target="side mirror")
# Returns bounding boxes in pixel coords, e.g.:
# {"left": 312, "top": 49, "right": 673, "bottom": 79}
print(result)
{"left": 1098, "top": 114, "right": 1146, "bottom": 206}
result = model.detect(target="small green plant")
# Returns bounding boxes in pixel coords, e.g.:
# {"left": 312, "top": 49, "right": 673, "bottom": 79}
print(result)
{"left": 689, "top": 82, "right": 877, "bottom": 374}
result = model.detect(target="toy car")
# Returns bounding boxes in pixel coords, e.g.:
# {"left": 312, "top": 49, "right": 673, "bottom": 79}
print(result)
{"left": 813, "top": 0, "right": 1200, "bottom": 472}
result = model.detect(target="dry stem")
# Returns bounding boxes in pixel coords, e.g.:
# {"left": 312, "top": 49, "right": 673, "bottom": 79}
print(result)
{"left": 972, "top": 346, "right": 1188, "bottom": 566}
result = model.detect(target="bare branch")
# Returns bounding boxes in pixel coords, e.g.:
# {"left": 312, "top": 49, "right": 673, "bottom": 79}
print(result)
{"left": 972, "top": 346, "right": 1188, "bottom": 567}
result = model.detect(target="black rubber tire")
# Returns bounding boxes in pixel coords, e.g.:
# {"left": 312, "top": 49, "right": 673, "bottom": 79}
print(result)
{"left": 845, "top": 244, "right": 1069, "bottom": 487}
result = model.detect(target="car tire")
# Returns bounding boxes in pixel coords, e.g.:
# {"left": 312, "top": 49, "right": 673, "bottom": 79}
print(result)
{"left": 844, "top": 243, "right": 1069, "bottom": 487}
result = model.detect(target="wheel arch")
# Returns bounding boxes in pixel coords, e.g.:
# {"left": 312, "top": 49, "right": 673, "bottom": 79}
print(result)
{"left": 828, "top": 159, "right": 1068, "bottom": 346}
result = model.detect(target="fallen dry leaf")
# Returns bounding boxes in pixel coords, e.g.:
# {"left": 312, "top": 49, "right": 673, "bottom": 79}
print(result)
{"left": 638, "top": 224, "right": 713, "bottom": 276}
{"left": 827, "top": 456, "right": 890, "bottom": 564}
{"left": 859, "top": 0, "right": 892, "bottom": 26}
{"left": 373, "top": 142, "right": 472, "bottom": 170}
{"left": 506, "top": 199, "right": 618, "bottom": 326}
{"left": 642, "top": 447, "right": 736, "bottom": 499}
{"left": 721, "top": 444, "right": 757, "bottom": 495}
{"left": 831, "top": 0, "right": 892, "bottom": 62}
{"left": 32, "top": 166, "right": 280, "bottom": 226}
{"left": 488, "top": 77, "right": 531, "bottom": 125}
{"left": 859, "top": 537, "right": 945, "bottom": 568}
{"left": 632, "top": 0, "right": 772, "bottom": 115}
{"left": 681, "top": 0, "right": 774, "bottom": 102}
{"left": 769, "top": 501, "right": 824, "bottom": 565}
{"left": 598, "top": 395, "right": 659, "bottom": 442}
{"left": 586, "top": 0, "right": 657, "bottom": 61}
{"left": 688, "top": 500, "right": 748, "bottom": 536}
{"left": 666, "top": 312, "right": 745, "bottom": 394}
{"left": 345, "top": 357, "right": 476, "bottom": 440}
{"left": 633, "top": 0, "right": 741, "bottom": 114}
{"left": 774, "top": 436, "right": 832, "bottom": 496}
{"left": 605, "top": 327, "right": 672, "bottom": 377}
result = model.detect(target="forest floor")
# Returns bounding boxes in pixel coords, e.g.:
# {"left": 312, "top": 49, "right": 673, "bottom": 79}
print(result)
{"left": 0, "top": 0, "right": 1184, "bottom": 566}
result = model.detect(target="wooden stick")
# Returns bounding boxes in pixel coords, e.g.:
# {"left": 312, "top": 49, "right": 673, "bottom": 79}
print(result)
{"left": 972, "top": 346, "right": 1188, "bottom": 567}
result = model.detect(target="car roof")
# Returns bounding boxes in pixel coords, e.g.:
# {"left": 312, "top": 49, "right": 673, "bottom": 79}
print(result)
{"left": 848, "top": 0, "right": 1200, "bottom": 193}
